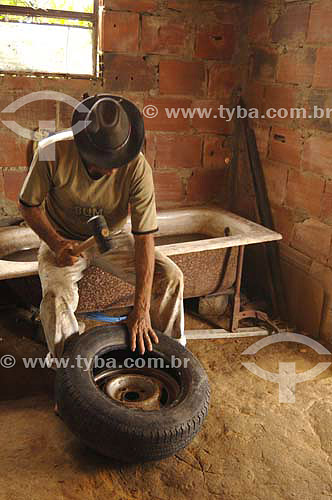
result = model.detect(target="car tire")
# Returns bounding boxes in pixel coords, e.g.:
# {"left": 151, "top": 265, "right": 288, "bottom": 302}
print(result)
{"left": 55, "top": 325, "right": 210, "bottom": 462}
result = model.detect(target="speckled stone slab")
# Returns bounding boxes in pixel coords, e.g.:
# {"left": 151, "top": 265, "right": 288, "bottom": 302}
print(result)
{"left": 76, "top": 247, "right": 238, "bottom": 312}
{"left": 7, "top": 247, "right": 239, "bottom": 313}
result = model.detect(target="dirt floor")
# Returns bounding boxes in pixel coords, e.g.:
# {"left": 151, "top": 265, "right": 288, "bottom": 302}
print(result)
{"left": 1, "top": 309, "right": 332, "bottom": 500}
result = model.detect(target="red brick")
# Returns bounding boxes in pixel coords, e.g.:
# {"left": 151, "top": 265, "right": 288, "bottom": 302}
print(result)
{"left": 167, "top": 0, "right": 193, "bottom": 11}
{"left": 299, "top": 89, "right": 332, "bottom": 135}
{"left": 208, "top": 64, "right": 238, "bottom": 99}
{"left": 265, "top": 86, "right": 298, "bottom": 111}
{"left": 248, "top": 5, "right": 270, "bottom": 43}
{"left": 1, "top": 75, "right": 41, "bottom": 92}
{"left": 263, "top": 86, "right": 298, "bottom": 124}
{"left": 313, "top": 48, "right": 332, "bottom": 89}
{"left": 37, "top": 76, "right": 95, "bottom": 92}
{"left": 277, "top": 49, "right": 316, "bottom": 86}
{"left": 155, "top": 134, "right": 202, "bottom": 169}
{"left": 0, "top": 84, "right": 77, "bottom": 134}
{"left": 159, "top": 60, "right": 205, "bottom": 96}
{"left": 144, "top": 132, "right": 156, "bottom": 168}
{"left": 3, "top": 168, "right": 28, "bottom": 201}
{"left": 143, "top": 98, "right": 192, "bottom": 132}
{"left": 141, "top": 16, "right": 189, "bottom": 55}
{"left": 286, "top": 169, "right": 324, "bottom": 217}
{"left": 271, "top": 205, "right": 294, "bottom": 244}
{"left": 307, "top": 0, "right": 332, "bottom": 43}
{"left": 0, "top": 130, "right": 28, "bottom": 167}
{"left": 154, "top": 171, "right": 184, "bottom": 204}
{"left": 24, "top": 102, "right": 57, "bottom": 129}
{"left": 303, "top": 135, "right": 332, "bottom": 177}
{"left": 263, "top": 160, "right": 288, "bottom": 206}
{"left": 0, "top": 93, "right": 57, "bottom": 130}
{"left": 103, "top": 11, "right": 139, "bottom": 53}
{"left": 186, "top": 168, "right": 227, "bottom": 203}
{"left": 252, "top": 49, "right": 278, "bottom": 82}
{"left": 0, "top": 93, "right": 18, "bottom": 114}
{"left": 191, "top": 100, "right": 231, "bottom": 134}
{"left": 321, "top": 180, "right": 332, "bottom": 222}
{"left": 104, "top": 0, "right": 158, "bottom": 12}
{"left": 244, "top": 82, "right": 265, "bottom": 115}
{"left": 301, "top": 90, "right": 332, "bottom": 133}
{"left": 203, "top": 136, "right": 231, "bottom": 168}
{"left": 271, "top": 4, "right": 310, "bottom": 43}
{"left": 168, "top": 0, "right": 238, "bottom": 22}
{"left": 37, "top": 77, "right": 100, "bottom": 101}
{"left": 292, "top": 218, "right": 332, "bottom": 263}
{"left": 269, "top": 127, "right": 303, "bottom": 168}
{"left": 324, "top": 179, "right": 332, "bottom": 194}
{"left": 195, "top": 24, "right": 235, "bottom": 61}
{"left": 103, "top": 54, "right": 155, "bottom": 92}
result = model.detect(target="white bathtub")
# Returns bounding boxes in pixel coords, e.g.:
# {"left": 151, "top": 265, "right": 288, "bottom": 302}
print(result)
{"left": 0, "top": 205, "right": 281, "bottom": 276}
{"left": 149, "top": 206, "right": 281, "bottom": 255}
{"left": 0, "top": 206, "right": 282, "bottom": 310}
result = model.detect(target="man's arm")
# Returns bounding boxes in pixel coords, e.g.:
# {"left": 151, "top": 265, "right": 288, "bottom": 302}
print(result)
{"left": 19, "top": 203, "right": 82, "bottom": 267}
{"left": 127, "top": 232, "right": 159, "bottom": 355}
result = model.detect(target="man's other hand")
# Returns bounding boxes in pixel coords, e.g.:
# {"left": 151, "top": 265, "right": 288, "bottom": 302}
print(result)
{"left": 127, "top": 309, "right": 159, "bottom": 355}
{"left": 54, "top": 239, "right": 83, "bottom": 267}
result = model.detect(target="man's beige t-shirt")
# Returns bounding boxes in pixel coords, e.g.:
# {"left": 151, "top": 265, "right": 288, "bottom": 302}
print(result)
{"left": 19, "top": 137, "right": 158, "bottom": 240}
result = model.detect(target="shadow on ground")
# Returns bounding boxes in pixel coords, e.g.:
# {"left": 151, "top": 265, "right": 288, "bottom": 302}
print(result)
{"left": 1, "top": 310, "right": 332, "bottom": 499}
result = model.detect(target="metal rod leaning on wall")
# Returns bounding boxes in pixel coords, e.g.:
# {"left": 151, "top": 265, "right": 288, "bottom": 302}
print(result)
{"left": 239, "top": 98, "right": 288, "bottom": 321}
{"left": 227, "top": 92, "right": 242, "bottom": 212}
{"left": 230, "top": 245, "right": 245, "bottom": 332}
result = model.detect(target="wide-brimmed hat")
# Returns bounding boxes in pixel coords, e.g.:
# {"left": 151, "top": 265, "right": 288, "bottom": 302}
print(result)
{"left": 72, "top": 94, "right": 145, "bottom": 169}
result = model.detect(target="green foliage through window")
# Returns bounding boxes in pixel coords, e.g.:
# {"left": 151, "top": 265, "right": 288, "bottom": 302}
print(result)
{"left": 0, "top": 0, "right": 97, "bottom": 76}
{"left": 0, "top": 1, "right": 94, "bottom": 13}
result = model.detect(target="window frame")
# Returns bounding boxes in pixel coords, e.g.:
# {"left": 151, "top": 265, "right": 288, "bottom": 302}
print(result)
{"left": 0, "top": 0, "right": 101, "bottom": 79}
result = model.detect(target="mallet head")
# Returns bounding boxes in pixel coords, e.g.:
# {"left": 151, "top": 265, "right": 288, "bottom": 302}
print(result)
{"left": 87, "top": 215, "right": 112, "bottom": 253}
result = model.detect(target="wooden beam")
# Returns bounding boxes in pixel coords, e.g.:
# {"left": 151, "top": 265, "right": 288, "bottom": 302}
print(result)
{"left": 185, "top": 327, "right": 270, "bottom": 340}
{"left": 0, "top": 4, "right": 96, "bottom": 22}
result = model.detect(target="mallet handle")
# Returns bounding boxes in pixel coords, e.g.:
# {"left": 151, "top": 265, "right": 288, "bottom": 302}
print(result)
{"left": 73, "top": 236, "right": 96, "bottom": 255}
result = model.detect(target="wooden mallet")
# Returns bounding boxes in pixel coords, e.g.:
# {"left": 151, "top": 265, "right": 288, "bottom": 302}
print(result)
{"left": 73, "top": 215, "right": 113, "bottom": 255}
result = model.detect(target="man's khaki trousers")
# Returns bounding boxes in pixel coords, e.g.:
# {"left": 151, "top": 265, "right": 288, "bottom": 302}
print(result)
{"left": 38, "top": 231, "right": 185, "bottom": 360}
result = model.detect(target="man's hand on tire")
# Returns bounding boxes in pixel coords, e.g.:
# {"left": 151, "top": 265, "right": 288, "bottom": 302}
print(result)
{"left": 127, "top": 309, "right": 159, "bottom": 355}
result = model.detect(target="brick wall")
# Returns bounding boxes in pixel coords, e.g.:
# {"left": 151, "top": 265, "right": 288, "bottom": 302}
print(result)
{"left": 6, "top": 0, "right": 330, "bottom": 339}
{"left": 244, "top": 0, "right": 332, "bottom": 339}
{"left": 0, "top": 77, "right": 101, "bottom": 216}
{"left": 101, "top": 0, "right": 245, "bottom": 208}
{"left": 0, "top": 0, "right": 245, "bottom": 216}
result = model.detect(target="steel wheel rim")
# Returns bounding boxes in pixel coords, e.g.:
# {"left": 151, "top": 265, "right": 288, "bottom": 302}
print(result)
{"left": 94, "top": 368, "right": 180, "bottom": 411}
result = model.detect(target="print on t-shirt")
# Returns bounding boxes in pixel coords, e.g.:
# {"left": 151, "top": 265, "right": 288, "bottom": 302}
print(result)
{"left": 74, "top": 207, "right": 104, "bottom": 217}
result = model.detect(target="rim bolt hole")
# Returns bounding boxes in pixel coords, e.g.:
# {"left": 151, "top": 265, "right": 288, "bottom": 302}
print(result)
{"left": 124, "top": 391, "right": 140, "bottom": 402}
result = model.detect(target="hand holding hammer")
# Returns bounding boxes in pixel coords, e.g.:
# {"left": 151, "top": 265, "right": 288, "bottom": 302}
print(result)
{"left": 74, "top": 215, "right": 113, "bottom": 254}
{"left": 54, "top": 215, "right": 113, "bottom": 267}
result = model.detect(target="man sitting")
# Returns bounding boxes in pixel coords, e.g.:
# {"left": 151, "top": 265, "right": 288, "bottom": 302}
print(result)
{"left": 19, "top": 94, "right": 185, "bottom": 362}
